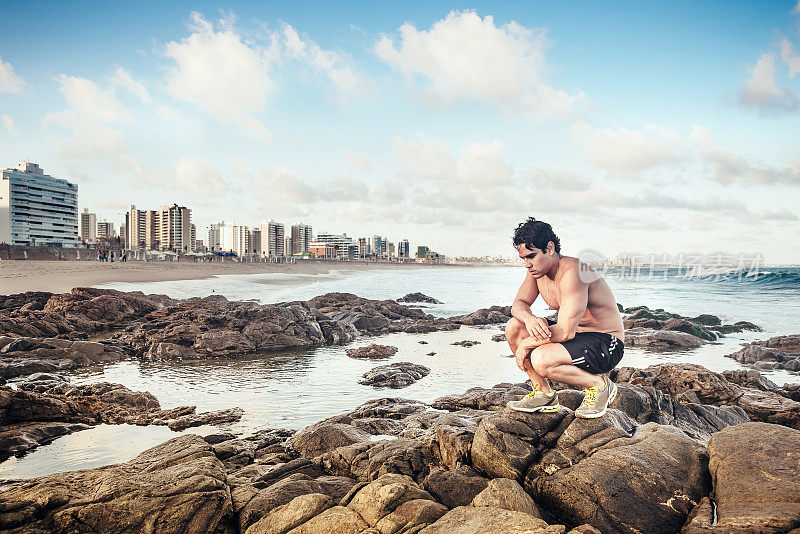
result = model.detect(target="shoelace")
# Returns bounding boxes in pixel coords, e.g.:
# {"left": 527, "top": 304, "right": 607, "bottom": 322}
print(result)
{"left": 582, "top": 386, "right": 599, "bottom": 407}
{"left": 524, "top": 384, "right": 541, "bottom": 399}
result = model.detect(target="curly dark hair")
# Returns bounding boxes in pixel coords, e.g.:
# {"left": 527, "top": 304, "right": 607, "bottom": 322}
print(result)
{"left": 512, "top": 217, "right": 561, "bottom": 253}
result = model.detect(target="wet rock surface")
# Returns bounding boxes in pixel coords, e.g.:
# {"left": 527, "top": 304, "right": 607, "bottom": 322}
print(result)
{"left": 725, "top": 333, "right": 800, "bottom": 373}
{"left": 397, "top": 293, "right": 443, "bottom": 304}
{"left": 0, "top": 380, "right": 243, "bottom": 459}
{"left": 345, "top": 343, "right": 398, "bottom": 359}
{"left": 0, "top": 434, "right": 232, "bottom": 533}
{"left": 614, "top": 363, "right": 800, "bottom": 430}
{"left": 451, "top": 340, "right": 480, "bottom": 347}
{"left": 359, "top": 362, "right": 431, "bottom": 388}
{"left": 621, "top": 305, "right": 760, "bottom": 351}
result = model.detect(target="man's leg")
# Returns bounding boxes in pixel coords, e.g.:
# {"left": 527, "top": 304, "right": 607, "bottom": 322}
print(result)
{"left": 529, "top": 343, "right": 604, "bottom": 390}
{"left": 505, "top": 318, "right": 550, "bottom": 391}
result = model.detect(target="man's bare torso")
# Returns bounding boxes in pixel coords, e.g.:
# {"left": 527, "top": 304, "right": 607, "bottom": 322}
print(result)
{"left": 536, "top": 257, "right": 625, "bottom": 341}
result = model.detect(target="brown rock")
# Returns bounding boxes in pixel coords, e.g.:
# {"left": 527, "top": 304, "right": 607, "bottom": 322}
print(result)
{"left": 471, "top": 478, "right": 543, "bottom": 518}
{"left": 702, "top": 422, "right": 800, "bottom": 532}
{"left": 418, "top": 506, "right": 556, "bottom": 533}
{"left": 0, "top": 434, "right": 232, "bottom": 533}
{"left": 245, "top": 493, "right": 334, "bottom": 534}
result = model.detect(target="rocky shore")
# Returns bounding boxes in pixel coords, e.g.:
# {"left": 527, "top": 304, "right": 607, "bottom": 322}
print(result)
{"left": 1, "top": 288, "right": 799, "bottom": 532}
{"left": 2, "top": 363, "right": 798, "bottom": 533}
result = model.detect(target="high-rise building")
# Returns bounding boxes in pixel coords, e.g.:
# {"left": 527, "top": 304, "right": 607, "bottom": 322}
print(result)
{"left": 388, "top": 242, "right": 395, "bottom": 260}
{"left": 126, "top": 204, "right": 191, "bottom": 252}
{"left": 157, "top": 203, "right": 192, "bottom": 252}
{"left": 119, "top": 222, "right": 126, "bottom": 247}
{"left": 260, "top": 220, "right": 284, "bottom": 257}
{"left": 284, "top": 235, "right": 292, "bottom": 256}
{"left": 369, "top": 235, "right": 387, "bottom": 259}
{"left": 291, "top": 223, "right": 313, "bottom": 254}
{"left": 220, "top": 223, "right": 249, "bottom": 256}
{"left": 190, "top": 224, "right": 196, "bottom": 252}
{"left": 207, "top": 222, "right": 223, "bottom": 252}
{"left": 96, "top": 220, "right": 116, "bottom": 239}
{"left": 0, "top": 162, "right": 79, "bottom": 246}
{"left": 358, "top": 237, "right": 369, "bottom": 258}
{"left": 398, "top": 239, "right": 410, "bottom": 259}
{"left": 250, "top": 228, "right": 261, "bottom": 257}
{"left": 80, "top": 209, "right": 96, "bottom": 243}
{"left": 127, "top": 205, "right": 157, "bottom": 249}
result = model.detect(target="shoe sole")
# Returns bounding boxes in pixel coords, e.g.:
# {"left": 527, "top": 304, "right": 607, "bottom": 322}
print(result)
{"left": 508, "top": 403, "right": 561, "bottom": 413}
{"left": 575, "top": 383, "right": 618, "bottom": 419}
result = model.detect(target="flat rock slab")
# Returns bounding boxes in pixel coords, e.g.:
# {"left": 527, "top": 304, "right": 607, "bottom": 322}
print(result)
{"left": 419, "top": 506, "right": 556, "bottom": 533}
{"left": 624, "top": 328, "right": 706, "bottom": 351}
{"left": 359, "top": 362, "right": 430, "bottom": 389}
{"left": 683, "top": 422, "right": 800, "bottom": 532}
{"left": 345, "top": 344, "right": 398, "bottom": 359}
{"left": 0, "top": 434, "right": 232, "bottom": 533}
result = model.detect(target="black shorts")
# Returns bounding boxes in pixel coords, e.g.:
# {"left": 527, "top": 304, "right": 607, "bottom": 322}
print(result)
{"left": 560, "top": 332, "right": 623, "bottom": 374}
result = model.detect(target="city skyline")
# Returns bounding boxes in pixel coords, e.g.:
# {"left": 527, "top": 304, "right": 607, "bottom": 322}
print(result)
{"left": 1, "top": 2, "right": 799, "bottom": 261}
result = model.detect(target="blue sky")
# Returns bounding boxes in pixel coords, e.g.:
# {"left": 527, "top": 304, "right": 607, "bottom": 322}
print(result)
{"left": 1, "top": 1, "right": 799, "bottom": 262}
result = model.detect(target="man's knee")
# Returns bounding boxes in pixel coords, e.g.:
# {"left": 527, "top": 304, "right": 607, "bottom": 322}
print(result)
{"left": 505, "top": 318, "right": 524, "bottom": 338}
{"left": 531, "top": 346, "right": 556, "bottom": 376}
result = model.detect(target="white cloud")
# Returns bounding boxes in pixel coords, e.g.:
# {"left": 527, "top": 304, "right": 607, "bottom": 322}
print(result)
{"left": 0, "top": 58, "right": 26, "bottom": 93}
{"left": 346, "top": 150, "right": 373, "bottom": 173}
{"left": 780, "top": 39, "right": 800, "bottom": 78}
{"left": 375, "top": 10, "right": 586, "bottom": 119}
{"left": 278, "top": 24, "right": 368, "bottom": 101}
{"left": 165, "top": 12, "right": 273, "bottom": 142}
{"left": 44, "top": 75, "right": 150, "bottom": 182}
{"left": 762, "top": 209, "right": 799, "bottom": 221}
{"left": 2, "top": 115, "right": 17, "bottom": 135}
{"left": 393, "top": 136, "right": 514, "bottom": 186}
{"left": 109, "top": 66, "right": 151, "bottom": 103}
{"left": 689, "top": 125, "right": 800, "bottom": 185}
{"left": 738, "top": 53, "right": 800, "bottom": 113}
{"left": 174, "top": 156, "right": 228, "bottom": 196}
{"left": 570, "top": 122, "right": 679, "bottom": 174}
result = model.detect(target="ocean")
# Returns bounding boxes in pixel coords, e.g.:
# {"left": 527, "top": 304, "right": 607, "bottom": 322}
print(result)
{"left": 1, "top": 264, "right": 798, "bottom": 479}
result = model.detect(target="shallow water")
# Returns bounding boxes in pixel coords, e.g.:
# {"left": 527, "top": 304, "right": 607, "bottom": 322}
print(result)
{"left": 2, "top": 265, "right": 798, "bottom": 479}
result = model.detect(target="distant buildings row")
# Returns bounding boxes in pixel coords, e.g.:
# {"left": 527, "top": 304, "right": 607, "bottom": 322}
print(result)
{"left": 1, "top": 161, "right": 444, "bottom": 262}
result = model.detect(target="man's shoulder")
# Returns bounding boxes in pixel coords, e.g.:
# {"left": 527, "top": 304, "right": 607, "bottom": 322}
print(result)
{"left": 559, "top": 256, "right": 601, "bottom": 285}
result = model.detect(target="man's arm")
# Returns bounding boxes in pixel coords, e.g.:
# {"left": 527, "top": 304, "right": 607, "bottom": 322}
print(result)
{"left": 511, "top": 272, "right": 551, "bottom": 341}
{"left": 549, "top": 267, "right": 588, "bottom": 343}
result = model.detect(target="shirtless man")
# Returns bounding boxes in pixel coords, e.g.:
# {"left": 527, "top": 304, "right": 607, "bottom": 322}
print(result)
{"left": 505, "top": 218, "right": 624, "bottom": 418}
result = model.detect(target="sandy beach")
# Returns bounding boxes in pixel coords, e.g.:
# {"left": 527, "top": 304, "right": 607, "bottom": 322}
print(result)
{"left": 0, "top": 259, "right": 454, "bottom": 295}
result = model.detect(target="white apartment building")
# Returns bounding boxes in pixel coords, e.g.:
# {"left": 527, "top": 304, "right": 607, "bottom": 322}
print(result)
{"left": 220, "top": 223, "right": 249, "bottom": 256}
{"left": 0, "top": 162, "right": 79, "bottom": 246}
{"left": 260, "top": 220, "right": 284, "bottom": 257}
{"left": 125, "top": 204, "right": 192, "bottom": 252}
{"left": 207, "top": 222, "right": 223, "bottom": 252}
{"left": 158, "top": 203, "right": 192, "bottom": 252}
{"left": 80, "top": 209, "right": 96, "bottom": 243}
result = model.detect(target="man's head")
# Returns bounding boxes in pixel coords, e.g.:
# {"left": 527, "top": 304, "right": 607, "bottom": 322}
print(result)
{"left": 513, "top": 218, "right": 561, "bottom": 277}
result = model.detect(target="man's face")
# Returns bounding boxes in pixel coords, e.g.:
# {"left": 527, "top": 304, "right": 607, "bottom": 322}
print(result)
{"left": 517, "top": 243, "right": 550, "bottom": 277}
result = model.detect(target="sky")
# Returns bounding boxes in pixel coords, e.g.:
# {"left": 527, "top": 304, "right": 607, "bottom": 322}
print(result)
{"left": 1, "top": 1, "right": 799, "bottom": 262}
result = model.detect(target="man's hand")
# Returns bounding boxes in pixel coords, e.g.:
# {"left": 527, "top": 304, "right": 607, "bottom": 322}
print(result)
{"left": 514, "top": 336, "right": 552, "bottom": 372}
{"left": 524, "top": 316, "right": 552, "bottom": 342}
